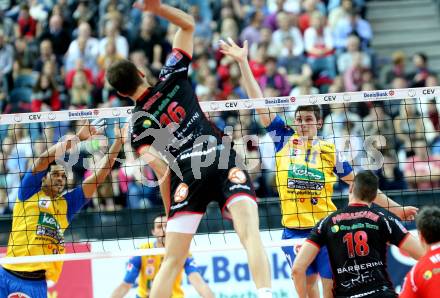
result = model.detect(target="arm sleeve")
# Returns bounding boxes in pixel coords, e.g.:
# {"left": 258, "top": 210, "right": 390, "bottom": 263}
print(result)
{"left": 18, "top": 170, "right": 47, "bottom": 202}
{"left": 333, "top": 150, "right": 353, "bottom": 178}
{"left": 184, "top": 256, "right": 200, "bottom": 276}
{"left": 123, "top": 256, "right": 142, "bottom": 284}
{"left": 382, "top": 214, "right": 409, "bottom": 246}
{"left": 158, "top": 48, "right": 192, "bottom": 81}
{"left": 265, "top": 115, "right": 295, "bottom": 153}
{"left": 65, "top": 186, "right": 87, "bottom": 223}
{"left": 307, "top": 218, "right": 327, "bottom": 248}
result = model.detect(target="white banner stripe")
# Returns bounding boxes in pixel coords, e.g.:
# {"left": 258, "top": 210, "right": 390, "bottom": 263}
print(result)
{"left": 0, "top": 86, "right": 437, "bottom": 125}
{"left": 0, "top": 238, "right": 304, "bottom": 264}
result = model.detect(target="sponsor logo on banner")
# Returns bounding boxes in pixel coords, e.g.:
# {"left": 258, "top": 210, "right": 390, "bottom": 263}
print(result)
{"left": 309, "top": 96, "right": 317, "bottom": 104}
{"left": 225, "top": 101, "right": 238, "bottom": 108}
{"left": 408, "top": 89, "right": 416, "bottom": 97}
{"left": 363, "top": 90, "right": 395, "bottom": 99}
{"left": 343, "top": 94, "right": 352, "bottom": 102}
{"left": 264, "top": 98, "right": 289, "bottom": 106}
{"left": 174, "top": 183, "right": 189, "bottom": 202}
{"left": 324, "top": 95, "right": 336, "bottom": 102}
{"left": 290, "top": 97, "right": 296, "bottom": 103}
{"left": 68, "top": 111, "right": 93, "bottom": 118}
{"left": 29, "top": 114, "right": 42, "bottom": 121}
{"left": 422, "top": 88, "right": 436, "bottom": 95}
{"left": 244, "top": 100, "right": 253, "bottom": 108}
{"left": 228, "top": 168, "right": 247, "bottom": 184}
{"left": 210, "top": 101, "right": 219, "bottom": 110}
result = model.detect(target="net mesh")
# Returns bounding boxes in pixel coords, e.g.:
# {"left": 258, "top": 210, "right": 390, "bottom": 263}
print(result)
{"left": 0, "top": 86, "right": 439, "bottom": 266}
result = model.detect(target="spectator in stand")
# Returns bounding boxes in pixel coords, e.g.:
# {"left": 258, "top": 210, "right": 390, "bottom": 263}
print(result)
{"left": 69, "top": 71, "right": 93, "bottom": 109}
{"left": 0, "top": 29, "right": 14, "bottom": 92}
{"left": 190, "top": 5, "right": 213, "bottom": 41}
{"left": 65, "top": 36, "right": 99, "bottom": 77}
{"left": 38, "top": 14, "right": 71, "bottom": 58}
{"left": 0, "top": 10, "right": 16, "bottom": 42}
{"left": 65, "top": 59, "right": 94, "bottom": 90}
{"left": 98, "top": 20, "right": 129, "bottom": 59}
{"left": 65, "top": 21, "right": 99, "bottom": 73}
{"left": 72, "top": 0, "right": 96, "bottom": 31}
{"left": 409, "top": 52, "right": 433, "bottom": 88}
{"left": 15, "top": 3, "right": 38, "bottom": 41}
{"left": 333, "top": 8, "right": 372, "bottom": 52}
{"left": 304, "top": 12, "right": 336, "bottom": 78}
{"left": 131, "top": 13, "right": 170, "bottom": 70}
{"left": 394, "top": 99, "right": 436, "bottom": 154}
{"left": 328, "top": 0, "right": 352, "bottom": 29}
{"left": 337, "top": 34, "right": 371, "bottom": 74}
{"left": 258, "top": 56, "right": 291, "bottom": 96}
{"left": 271, "top": 11, "right": 304, "bottom": 57}
{"left": 33, "top": 39, "right": 61, "bottom": 73}
{"left": 263, "top": 0, "right": 285, "bottom": 31}
{"left": 277, "top": 35, "right": 306, "bottom": 76}
{"left": 298, "top": 0, "right": 321, "bottom": 34}
{"left": 240, "top": 10, "right": 264, "bottom": 48}
{"left": 31, "top": 73, "right": 61, "bottom": 112}
{"left": 418, "top": 74, "right": 439, "bottom": 116}
{"left": 343, "top": 52, "right": 370, "bottom": 92}
{"left": 97, "top": 37, "right": 124, "bottom": 86}
{"left": 404, "top": 139, "right": 440, "bottom": 190}
{"left": 322, "top": 103, "right": 363, "bottom": 140}
{"left": 383, "top": 51, "right": 407, "bottom": 87}
{"left": 363, "top": 101, "right": 396, "bottom": 151}
{"left": 376, "top": 151, "right": 408, "bottom": 191}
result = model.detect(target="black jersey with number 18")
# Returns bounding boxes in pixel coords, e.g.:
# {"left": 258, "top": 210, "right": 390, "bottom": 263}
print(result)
{"left": 308, "top": 203, "right": 410, "bottom": 298}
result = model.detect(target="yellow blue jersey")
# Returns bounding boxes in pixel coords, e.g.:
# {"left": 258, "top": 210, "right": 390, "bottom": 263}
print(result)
{"left": 266, "top": 115, "right": 352, "bottom": 229}
{"left": 3, "top": 169, "right": 86, "bottom": 282}
{"left": 123, "top": 242, "right": 199, "bottom": 298}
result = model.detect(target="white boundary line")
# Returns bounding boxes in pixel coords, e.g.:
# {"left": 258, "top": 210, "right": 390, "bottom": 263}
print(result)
{"left": 0, "top": 239, "right": 303, "bottom": 264}
{"left": 0, "top": 86, "right": 437, "bottom": 125}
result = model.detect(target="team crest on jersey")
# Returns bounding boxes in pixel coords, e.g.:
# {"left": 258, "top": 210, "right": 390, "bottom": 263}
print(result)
{"left": 38, "top": 198, "right": 51, "bottom": 209}
{"left": 228, "top": 168, "right": 247, "bottom": 184}
{"left": 146, "top": 265, "right": 155, "bottom": 277}
{"left": 8, "top": 293, "right": 31, "bottom": 298}
{"left": 423, "top": 270, "right": 433, "bottom": 280}
{"left": 292, "top": 138, "right": 303, "bottom": 146}
{"left": 174, "top": 183, "right": 189, "bottom": 203}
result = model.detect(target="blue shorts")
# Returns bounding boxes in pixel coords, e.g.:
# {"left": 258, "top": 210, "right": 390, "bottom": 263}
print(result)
{"left": 0, "top": 267, "right": 47, "bottom": 298}
{"left": 282, "top": 228, "right": 332, "bottom": 279}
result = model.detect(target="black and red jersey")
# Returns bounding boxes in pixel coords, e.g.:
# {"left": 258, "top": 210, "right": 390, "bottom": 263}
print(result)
{"left": 308, "top": 203, "right": 409, "bottom": 298}
{"left": 130, "top": 48, "right": 223, "bottom": 160}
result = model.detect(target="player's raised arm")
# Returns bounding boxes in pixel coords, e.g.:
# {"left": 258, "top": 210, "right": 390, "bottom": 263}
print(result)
{"left": 220, "top": 38, "right": 274, "bottom": 128}
{"left": 82, "top": 125, "right": 125, "bottom": 199}
{"left": 31, "top": 121, "right": 101, "bottom": 174}
{"left": 135, "top": 0, "right": 194, "bottom": 55}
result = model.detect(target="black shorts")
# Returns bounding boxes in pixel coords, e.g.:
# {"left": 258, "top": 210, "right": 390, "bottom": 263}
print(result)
{"left": 168, "top": 147, "right": 256, "bottom": 219}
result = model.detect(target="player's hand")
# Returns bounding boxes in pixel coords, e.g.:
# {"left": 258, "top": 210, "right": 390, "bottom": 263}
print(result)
{"left": 219, "top": 38, "right": 248, "bottom": 64}
{"left": 76, "top": 120, "right": 103, "bottom": 141}
{"left": 396, "top": 206, "right": 418, "bottom": 221}
{"left": 133, "top": 0, "right": 161, "bottom": 12}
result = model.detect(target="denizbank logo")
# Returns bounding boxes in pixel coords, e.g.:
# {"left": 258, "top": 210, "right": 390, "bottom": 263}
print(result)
{"left": 68, "top": 111, "right": 92, "bottom": 117}
{"left": 288, "top": 165, "right": 324, "bottom": 181}
{"left": 38, "top": 212, "right": 60, "bottom": 230}
{"left": 264, "top": 98, "right": 289, "bottom": 105}
{"left": 363, "top": 90, "right": 394, "bottom": 99}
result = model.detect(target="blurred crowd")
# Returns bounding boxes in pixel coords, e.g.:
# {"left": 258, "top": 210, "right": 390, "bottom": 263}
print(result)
{"left": 0, "top": 0, "right": 440, "bottom": 214}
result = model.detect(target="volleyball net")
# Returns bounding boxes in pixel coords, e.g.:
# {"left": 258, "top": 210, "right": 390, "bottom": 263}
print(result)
{"left": 0, "top": 86, "right": 439, "bottom": 269}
